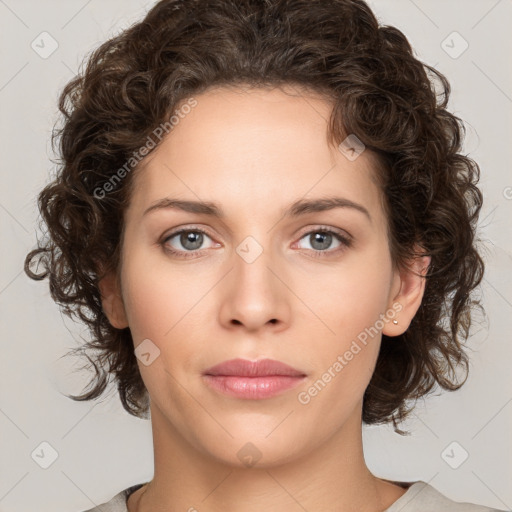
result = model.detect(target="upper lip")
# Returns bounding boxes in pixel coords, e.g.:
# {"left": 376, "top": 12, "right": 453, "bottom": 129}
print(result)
{"left": 203, "top": 358, "right": 306, "bottom": 377}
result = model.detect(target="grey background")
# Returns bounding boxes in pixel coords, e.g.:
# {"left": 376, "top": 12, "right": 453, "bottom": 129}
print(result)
{"left": 0, "top": 0, "right": 511, "bottom": 511}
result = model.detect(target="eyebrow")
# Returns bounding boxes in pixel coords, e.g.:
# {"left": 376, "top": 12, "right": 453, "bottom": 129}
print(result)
{"left": 142, "top": 196, "right": 372, "bottom": 222}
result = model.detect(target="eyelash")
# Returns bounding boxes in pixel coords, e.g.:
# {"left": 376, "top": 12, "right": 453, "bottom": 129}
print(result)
{"left": 160, "top": 226, "right": 353, "bottom": 259}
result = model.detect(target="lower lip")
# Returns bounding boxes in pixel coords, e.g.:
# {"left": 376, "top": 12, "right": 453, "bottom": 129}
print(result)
{"left": 202, "top": 375, "right": 306, "bottom": 399}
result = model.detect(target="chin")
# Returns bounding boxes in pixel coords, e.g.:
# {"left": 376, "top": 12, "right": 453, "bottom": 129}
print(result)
{"left": 194, "top": 426, "right": 308, "bottom": 470}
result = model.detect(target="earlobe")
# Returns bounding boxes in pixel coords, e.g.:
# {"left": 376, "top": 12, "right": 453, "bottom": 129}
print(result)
{"left": 383, "top": 253, "right": 431, "bottom": 337}
{"left": 98, "top": 271, "right": 129, "bottom": 329}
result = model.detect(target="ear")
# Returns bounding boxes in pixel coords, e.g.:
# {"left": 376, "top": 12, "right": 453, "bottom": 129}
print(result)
{"left": 383, "top": 250, "right": 431, "bottom": 337}
{"left": 98, "top": 270, "right": 129, "bottom": 329}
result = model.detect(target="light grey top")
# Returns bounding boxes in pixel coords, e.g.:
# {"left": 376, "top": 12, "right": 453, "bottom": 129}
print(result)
{"left": 82, "top": 481, "right": 506, "bottom": 511}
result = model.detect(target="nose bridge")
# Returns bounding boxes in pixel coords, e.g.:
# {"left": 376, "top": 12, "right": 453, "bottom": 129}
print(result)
{"left": 233, "top": 232, "right": 278, "bottom": 296}
{"left": 219, "top": 231, "right": 289, "bottom": 329}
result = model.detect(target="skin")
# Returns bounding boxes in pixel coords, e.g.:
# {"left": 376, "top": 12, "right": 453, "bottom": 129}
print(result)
{"left": 99, "top": 84, "right": 430, "bottom": 512}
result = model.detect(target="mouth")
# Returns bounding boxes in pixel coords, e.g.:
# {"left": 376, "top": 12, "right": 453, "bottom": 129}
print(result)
{"left": 202, "top": 358, "right": 307, "bottom": 400}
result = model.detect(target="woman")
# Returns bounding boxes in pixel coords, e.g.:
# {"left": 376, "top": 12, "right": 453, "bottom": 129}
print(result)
{"left": 24, "top": 0, "right": 502, "bottom": 510}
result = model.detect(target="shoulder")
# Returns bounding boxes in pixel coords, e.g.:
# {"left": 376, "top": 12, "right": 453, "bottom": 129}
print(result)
{"left": 386, "top": 481, "right": 507, "bottom": 512}
{"left": 80, "top": 483, "right": 144, "bottom": 512}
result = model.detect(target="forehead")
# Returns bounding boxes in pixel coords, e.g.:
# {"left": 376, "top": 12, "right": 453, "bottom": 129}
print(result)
{"left": 127, "top": 85, "right": 385, "bottom": 226}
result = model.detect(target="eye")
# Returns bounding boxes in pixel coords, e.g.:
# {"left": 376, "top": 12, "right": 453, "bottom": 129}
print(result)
{"left": 295, "top": 228, "right": 352, "bottom": 257}
{"left": 161, "top": 228, "right": 218, "bottom": 258}
{"left": 160, "top": 226, "right": 352, "bottom": 259}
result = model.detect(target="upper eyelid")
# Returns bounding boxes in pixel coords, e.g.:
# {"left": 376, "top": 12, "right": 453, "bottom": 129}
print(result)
{"left": 296, "top": 225, "right": 352, "bottom": 240}
{"left": 162, "top": 225, "right": 215, "bottom": 242}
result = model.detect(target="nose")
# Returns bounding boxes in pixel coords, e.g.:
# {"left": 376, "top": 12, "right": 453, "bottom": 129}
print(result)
{"left": 217, "top": 241, "right": 291, "bottom": 332}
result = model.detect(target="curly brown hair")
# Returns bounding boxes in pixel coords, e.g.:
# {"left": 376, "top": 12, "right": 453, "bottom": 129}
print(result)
{"left": 24, "top": 0, "right": 484, "bottom": 432}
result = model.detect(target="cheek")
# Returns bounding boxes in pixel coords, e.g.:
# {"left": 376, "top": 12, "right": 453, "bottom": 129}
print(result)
{"left": 295, "top": 267, "right": 389, "bottom": 420}
{"left": 120, "top": 254, "right": 214, "bottom": 369}
{"left": 343, "top": 246, "right": 394, "bottom": 326}
{"left": 120, "top": 247, "right": 181, "bottom": 343}
{"left": 294, "top": 250, "right": 392, "bottom": 402}
{"left": 120, "top": 262, "right": 198, "bottom": 396}
{"left": 300, "top": 258, "right": 392, "bottom": 341}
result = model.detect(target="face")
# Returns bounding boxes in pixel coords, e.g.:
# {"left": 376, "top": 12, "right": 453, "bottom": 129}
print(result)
{"left": 102, "top": 84, "right": 427, "bottom": 468}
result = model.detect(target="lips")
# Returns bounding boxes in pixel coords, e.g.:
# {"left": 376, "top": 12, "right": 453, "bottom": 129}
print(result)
{"left": 202, "top": 358, "right": 307, "bottom": 400}
{"left": 203, "top": 358, "right": 306, "bottom": 377}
